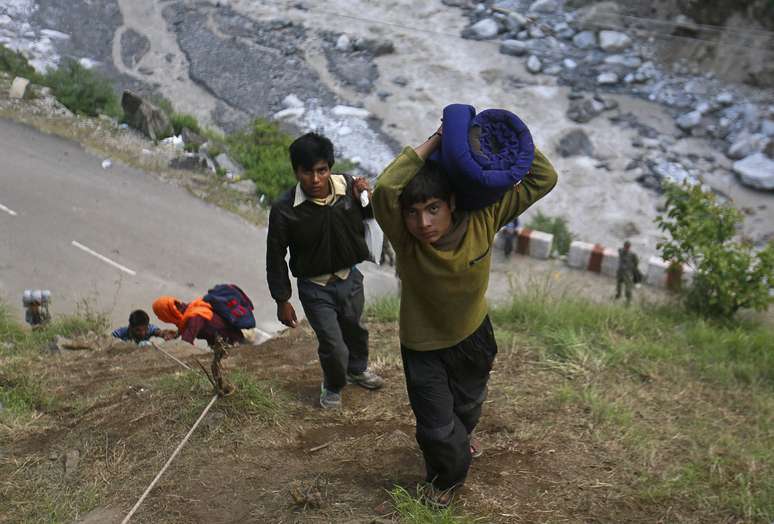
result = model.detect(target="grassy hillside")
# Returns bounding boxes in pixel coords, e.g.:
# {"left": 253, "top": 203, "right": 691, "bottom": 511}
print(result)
{"left": 1, "top": 294, "right": 772, "bottom": 523}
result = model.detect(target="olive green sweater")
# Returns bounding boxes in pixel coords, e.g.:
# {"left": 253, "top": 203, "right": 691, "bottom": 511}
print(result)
{"left": 373, "top": 146, "right": 558, "bottom": 351}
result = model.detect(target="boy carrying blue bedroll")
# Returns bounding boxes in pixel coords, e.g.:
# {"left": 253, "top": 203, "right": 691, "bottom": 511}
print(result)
{"left": 372, "top": 123, "right": 557, "bottom": 507}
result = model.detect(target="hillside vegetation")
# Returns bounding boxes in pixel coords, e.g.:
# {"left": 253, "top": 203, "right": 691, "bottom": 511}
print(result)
{"left": 1, "top": 291, "right": 772, "bottom": 523}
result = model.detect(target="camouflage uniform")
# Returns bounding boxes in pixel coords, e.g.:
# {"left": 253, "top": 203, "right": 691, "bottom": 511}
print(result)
{"left": 616, "top": 248, "right": 639, "bottom": 305}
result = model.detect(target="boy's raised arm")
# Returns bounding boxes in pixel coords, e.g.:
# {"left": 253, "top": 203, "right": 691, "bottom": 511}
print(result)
{"left": 373, "top": 132, "right": 442, "bottom": 245}
{"left": 491, "top": 146, "right": 558, "bottom": 230}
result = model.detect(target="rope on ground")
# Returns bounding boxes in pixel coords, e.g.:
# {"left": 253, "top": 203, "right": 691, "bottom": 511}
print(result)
{"left": 150, "top": 341, "right": 192, "bottom": 370}
{"left": 120, "top": 393, "right": 219, "bottom": 524}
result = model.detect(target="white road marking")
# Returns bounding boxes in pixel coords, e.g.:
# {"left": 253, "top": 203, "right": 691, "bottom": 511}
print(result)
{"left": 71, "top": 240, "right": 137, "bottom": 276}
{"left": 0, "top": 203, "right": 18, "bottom": 216}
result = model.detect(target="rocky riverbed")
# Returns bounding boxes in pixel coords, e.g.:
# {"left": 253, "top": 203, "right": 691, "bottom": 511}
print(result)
{"left": 1, "top": 0, "right": 772, "bottom": 257}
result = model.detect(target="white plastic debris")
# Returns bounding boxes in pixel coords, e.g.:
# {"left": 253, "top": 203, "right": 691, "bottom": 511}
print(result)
{"left": 161, "top": 135, "right": 184, "bottom": 149}
{"left": 331, "top": 105, "right": 370, "bottom": 118}
{"left": 101, "top": 159, "right": 112, "bottom": 169}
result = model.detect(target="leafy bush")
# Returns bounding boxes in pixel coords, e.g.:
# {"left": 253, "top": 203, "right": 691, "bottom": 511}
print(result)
{"left": 0, "top": 44, "right": 39, "bottom": 80}
{"left": 227, "top": 119, "right": 295, "bottom": 202}
{"left": 43, "top": 59, "right": 121, "bottom": 118}
{"left": 170, "top": 112, "right": 201, "bottom": 136}
{"left": 656, "top": 182, "right": 774, "bottom": 318}
{"left": 526, "top": 211, "right": 575, "bottom": 256}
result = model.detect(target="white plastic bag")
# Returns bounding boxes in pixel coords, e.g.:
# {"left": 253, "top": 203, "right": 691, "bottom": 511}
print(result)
{"left": 360, "top": 192, "right": 383, "bottom": 263}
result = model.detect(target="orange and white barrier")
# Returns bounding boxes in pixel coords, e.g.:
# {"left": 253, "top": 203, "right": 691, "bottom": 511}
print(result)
{"left": 514, "top": 228, "right": 553, "bottom": 259}
{"left": 646, "top": 256, "right": 694, "bottom": 290}
{"left": 567, "top": 240, "right": 619, "bottom": 277}
{"left": 495, "top": 227, "right": 554, "bottom": 259}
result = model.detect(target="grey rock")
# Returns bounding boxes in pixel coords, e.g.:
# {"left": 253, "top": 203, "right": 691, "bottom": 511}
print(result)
{"left": 335, "top": 34, "right": 351, "bottom": 52}
{"left": 120, "top": 28, "right": 151, "bottom": 69}
{"left": 528, "top": 25, "right": 545, "bottom": 39}
{"left": 556, "top": 24, "right": 576, "bottom": 40}
{"left": 727, "top": 132, "right": 767, "bottom": 159}
{"left": 462, "top": 18, "right": 500, "bottom": 40}
{"left": 121, "top": 91, "right": 172, "bottom": 141}
{"left": 598, "top": 30, "right": 632, "bottom": 52}
{"left": 230, "top": 178, "right": 257, "bottom": 195}
{"left": 649, "top": 159, "right": 698, "bottom": 186}
{"left": 597, "top": 72, "right": 619, "bottom": 85}
{"left": 676, "top": 110, "right": 703, "bottom": 131}
{"left": 516, "top": 30, "right": 530, "bottom": 40}
{"left": 733, "top": 153, "right": 774, "bottom": 190}
{"left": 563, "top": 58, "right": 577, "bottom": 69}
{"left": 442, "top": 0, "right": 469, "bottom": 5}
{"left": 633, "top": 61, "right": 659, "bottom": 83}
{"left": 715, "top": 92, "right": 734, "bottom": 106}
{"left": 181, "top": 127, "right": 206, "bottom": 147}
{"left": 215, "top": 152, "right": 243, "bottom": 177}
{"left": 392, "top": 76, "right": 409, "bottom": 87}
{"left": 572, "top": 31, "right": 596, "bottom": 49}
{"left": 567, "top": 96, "right": 606, "bottom": 123}
{"left": 761, "top": 119, "right": 774, "bottom": 137}
{"left": 544, "top": 64, "right": 562, "bottom": 75}
{"left": 499, "top": 39, "right": 528, "bottom": 57}
{"left": 603, "top": 54, "right": 642, "bottom": 68}
{"left": 505, "top": 12, "right": 527, "bottom": 32}
{"left": 672, "top": 14, "right": 700, "bottom": 38}
{"left": 353, "top": 37, "right": 395, "bottom": 56}
{"left": 526, "top": 55, "right": 542, "bottom": 74}
{"left": 558, "top": 128, "right": 594, "bottom": 157}
{"left": 9, "top": 76, "right": 29, "bottom": 99}
{"left": 575, "top": 1, "right": 622, "bottom": 31}
{"left": 169, "top": 153, "right": 207, "bottom": 171}
{"left": 529, "top": 0, "right": 559, "bottom": 13}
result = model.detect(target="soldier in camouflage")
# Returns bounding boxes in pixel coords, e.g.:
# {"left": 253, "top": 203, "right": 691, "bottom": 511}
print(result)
{"left": 615, "top": 241, "right": 640, "bottom": 306}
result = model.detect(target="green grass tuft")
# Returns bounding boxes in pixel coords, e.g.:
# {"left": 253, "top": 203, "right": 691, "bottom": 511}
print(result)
{"left": 0, "top": 44, "right": 40, "bottom": 81}
{"left": 388, "top": 485, "right": 478, "bottom": 523}
{"left": 366, "top": 294, "right": 400, "bottom": 323}
{"left": 526, "top": 211, "right": 575, "bottom": 256}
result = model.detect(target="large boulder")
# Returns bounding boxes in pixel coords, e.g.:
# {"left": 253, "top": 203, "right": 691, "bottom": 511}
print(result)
{"left": 598, "top": 30, "right": 632, "bottom": 52}
{"left": 121, "top": 91, "right": 171, "bottom": 141}
{"left": 733, "top": 153, "right": 774, "bottom": 190}
{"left": 558, "top": 128, "right": 594, "bottom": 157}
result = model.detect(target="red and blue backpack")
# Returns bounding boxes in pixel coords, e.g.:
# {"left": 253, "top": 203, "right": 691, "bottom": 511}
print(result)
{"left": 203, "top": 284, "right": 256, "bottom": 330}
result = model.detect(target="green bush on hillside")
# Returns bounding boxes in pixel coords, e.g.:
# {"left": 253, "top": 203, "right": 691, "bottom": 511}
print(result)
{"left": 656, "top": 182, "right": 774, "bottom": 318}
{"left": 227, "top": 119, "right": 295, "bottom": 202}
{"left": 0, "top": 44, "right": 39, "bottom": 80}
{"left": 170, "top": 112, "right": 201, "bottom": 136}
{"left": 43, "top": 59, "right": 122, "bottom": 118}
{"left": 526, "top": 211, "right": 575, "bottom": 256}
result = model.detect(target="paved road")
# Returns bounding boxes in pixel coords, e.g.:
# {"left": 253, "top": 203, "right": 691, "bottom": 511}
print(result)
{"left": 0, "top": 119, "right": 396, "bottom": 338}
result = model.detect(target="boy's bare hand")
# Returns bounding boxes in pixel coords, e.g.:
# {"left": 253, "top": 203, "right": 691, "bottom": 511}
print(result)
{"left": 352, "top": 177, "right": 371, "bottom": 198}
{"left": 160, "top": 329, "right": 178, "bottom": 341}
{"left": 277, "top": 301, "right": 298, "bottom": 328}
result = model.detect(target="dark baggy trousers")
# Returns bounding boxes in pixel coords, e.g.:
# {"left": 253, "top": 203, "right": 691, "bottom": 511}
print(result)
{"left": 298, "top": 268, "right": 369, "bottom": 393}
{"left": 401, "top": 316, "right": 498, "bottom": 490}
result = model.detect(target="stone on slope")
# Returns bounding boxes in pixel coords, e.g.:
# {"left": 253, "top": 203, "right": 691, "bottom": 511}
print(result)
{"left": 121, "top": 91, "right": 171, "bottom": 141}
{"left": 733, "top": 153, "right": 774, "bottom": 190}
{"left": 462, "top": 18, "right": 500, "bottom": 40}
{"left": 499, "top": 39, "right": 528, "bottom": 57}
{"left": 598, "top": 30, "right": 632, "bottom": 52}
{"left": 529, "top": 0, "right": 559, "bottom": 13}
{"left": 676, "top": 110, "right": 703, "bottom": 131}
{"left": 572, "top": 31, "right": 596, "bottom": 49}
{"left": 527, "top": 55, "right": 542, "bottom": 74}
{"left": 558, "top": 128, "right": 594, "bottom": 157}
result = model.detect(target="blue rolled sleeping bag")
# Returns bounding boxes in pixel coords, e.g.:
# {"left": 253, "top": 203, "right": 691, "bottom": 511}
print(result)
{"left": 430, "top": 104, "right": 535, "bottom": 210}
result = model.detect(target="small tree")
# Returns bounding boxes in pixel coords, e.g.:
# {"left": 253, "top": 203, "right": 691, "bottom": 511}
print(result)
{"left": 656, "top": 182, "right": 774, "bottom": 318}
{"left": 527, "top": 211, "right": 575, "bottom": 256}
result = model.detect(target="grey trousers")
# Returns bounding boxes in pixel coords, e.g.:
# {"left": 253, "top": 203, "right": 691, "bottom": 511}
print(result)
{"left": 298, "top": 268, "right": 369, "bottom": 393}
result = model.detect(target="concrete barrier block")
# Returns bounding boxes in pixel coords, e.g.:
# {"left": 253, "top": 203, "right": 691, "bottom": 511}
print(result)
{"left": 568, "top": 240, "right": 593, "bottom": 269}
{"left": 9, "top": 77, "right": 30, "bottom": 99}
{"left": 600, "top": 246, "right": 619, "bottom": 277}
{"left": 647, "top": 256, "right": 693, "bottom": 290}
{"left": 516, "top": 228, "right": 553, "bottom": 259}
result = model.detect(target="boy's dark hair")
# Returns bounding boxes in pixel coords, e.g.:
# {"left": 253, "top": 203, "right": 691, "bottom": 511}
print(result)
{"left": 399, "top": 160, "right": 453, "bottom": 209}
{"left": 289, "top": 132, "right": 335, "bottom": 171}
{"left": 129, "top": 309, "right": 150, "bottom": 327}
